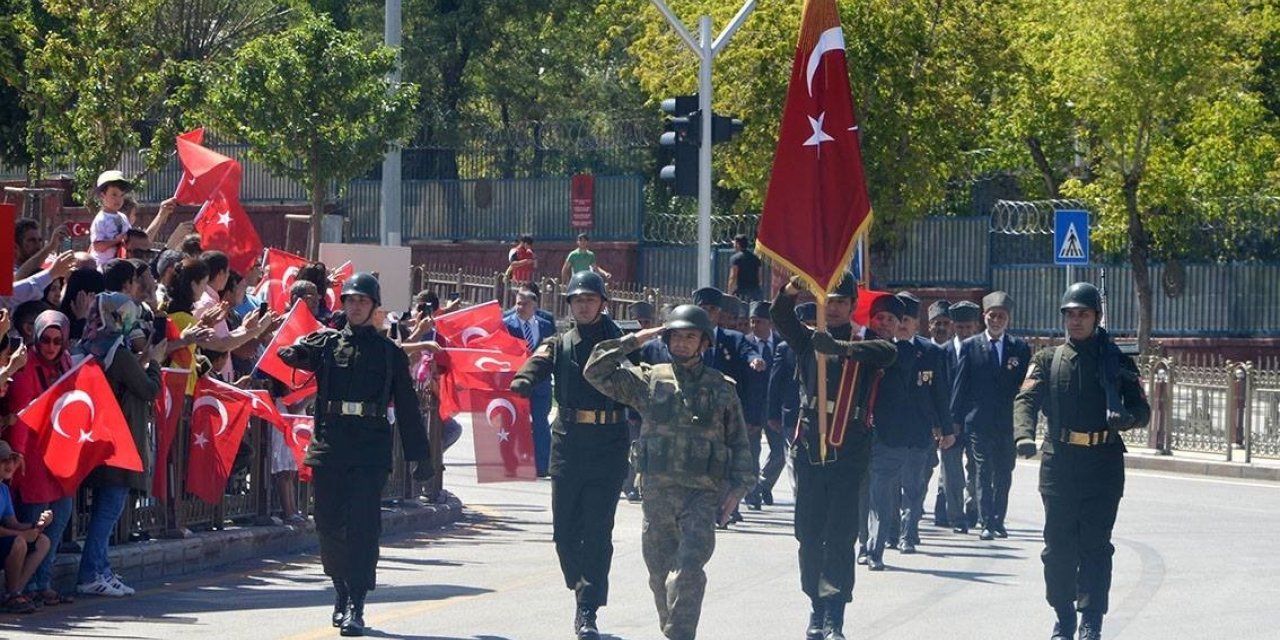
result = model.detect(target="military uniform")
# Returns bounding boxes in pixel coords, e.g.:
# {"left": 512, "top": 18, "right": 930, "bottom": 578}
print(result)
{"left": 1013, "top": 283, "right": 1150, "bottom": 640}
{"left": 277, "top": 273, "right": 428, "bottom": 637}
{"left": 510, "top": 271, "right": 630, "bottom": 639}
{"left": 771, "top": 274, "right": 897, "bottom": 640}
{"left": 584, "top": 305, "right": 755, "bottom": 640}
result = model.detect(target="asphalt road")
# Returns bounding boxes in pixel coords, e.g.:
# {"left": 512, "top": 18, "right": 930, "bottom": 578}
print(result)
{"left": 5, "top": 425, "right": 1280, "bottom": 640}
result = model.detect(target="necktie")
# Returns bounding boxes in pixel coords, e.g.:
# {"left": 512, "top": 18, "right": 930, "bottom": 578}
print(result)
{"left": 522, "top": 319, "right": 536, "bottom": 352}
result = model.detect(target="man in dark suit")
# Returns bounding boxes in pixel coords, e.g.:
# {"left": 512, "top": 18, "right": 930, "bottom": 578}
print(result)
{"left": 693, "top": 286, "right": 764, "bottom": 524}
{"left": 943, "top": 300, "right": 983, "bottom": 531}
{"left": 744, "top": 301, "right": 785, "bottom": 510}
{"left": 504, "top": 285, "right": 557, "bottom": 477}
{"left": 950, "top": 291, "right": 1030, "bottom": 540}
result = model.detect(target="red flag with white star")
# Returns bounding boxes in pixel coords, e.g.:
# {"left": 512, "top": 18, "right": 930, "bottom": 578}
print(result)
{"left": 194, "top": 190, "right": 263, "bottom": 276}
{"left": 757, "top": 0, "right": 873, "bottom": 294}
{"left": 433, "top": 301, "right": 506, "bottom": 348}
{"left": 152, "top": 367, "right": 191, "bottom": 501}
{"left": 254, "top": 299, "right": 323, "bottom": 399}
{"left": 255, "top": 248, "right": 311, "bottom": 315}
{"left": 13, "top": 358, "right": 142, "bottom": 497}
{"left": 185, "top": 377, "right": 254, "bottom": 505}
{"left": 468, "top": 389, "right": 536, "bottom": 483}
{"left": 274, "top": 413, "right": 315, "bottom": 482}
{"left": 435, "top": 348, "right": 527, "bottom": 418}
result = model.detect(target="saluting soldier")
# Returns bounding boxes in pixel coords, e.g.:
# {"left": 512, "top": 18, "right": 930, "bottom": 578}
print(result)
{"left": 624, "top": 300, "right": 660, "bottom": 502}
{"left": 277, "top": 273, "right": 430, "bottom": 637}
{"left": 509, "top": 271, "right": 631, "bottom": 640}
{"left": 771, "top": 272, "right": 896, "bottom": 640}
{"left": 951, "top": 292, "right": 1030, "bottom": 540}
{"left": 584, "top": 304, "right": 756, "bottom": 640}
{"left": 1014, "top": 283, "right": 1150, "bottom": 640}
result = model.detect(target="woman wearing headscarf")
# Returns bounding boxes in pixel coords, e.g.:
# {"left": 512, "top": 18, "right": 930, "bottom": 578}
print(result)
{"left": 72, "top": 292, "right": 162, "bottom": 598}
{"left": 4, "top": 310, "right": 77, "bottom": 606}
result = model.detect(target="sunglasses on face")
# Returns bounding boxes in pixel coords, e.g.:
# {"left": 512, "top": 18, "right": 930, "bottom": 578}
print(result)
{"left": 39, "top": 335, "right": 64, "bottom": 346}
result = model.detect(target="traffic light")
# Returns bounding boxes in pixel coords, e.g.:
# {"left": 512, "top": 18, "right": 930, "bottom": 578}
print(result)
{"left": 660, "top": 95, "right": 699, "bottom": 197}
{"left": 711, "top": 113, "right": 744, "bottom": 144}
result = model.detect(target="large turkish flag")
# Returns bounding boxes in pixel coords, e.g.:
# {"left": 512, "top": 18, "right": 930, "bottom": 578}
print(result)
{"left": 757, "top": 0, "right": 873, "bottom": 294}
{"left": 14, "top": 358, "right": 142, "bottom": 496}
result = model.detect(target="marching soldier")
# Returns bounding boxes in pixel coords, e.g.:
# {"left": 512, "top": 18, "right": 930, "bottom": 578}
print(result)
{"left": 509, "top": 271, "right": 632, "bottom": 640}
{"left": 1014, "top": 283, "right": 1150, "bottom": 640}
{"left": 584, "top": 305, "right": 756, "bottom": 640}
{"left": 951, "top": 292, "right": 1030, "bottom": 540}
{"left": 277, "top": 272, "right": 430, "bottom": 637}
{"left": 623, "top": 300, "right": 660, "bottom": 501}
{"left": 771, "top": 272, "right": 896, "bottom": 640}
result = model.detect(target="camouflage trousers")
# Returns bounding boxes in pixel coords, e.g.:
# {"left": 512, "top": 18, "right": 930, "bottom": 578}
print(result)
{"left": 641, "top": 484, "right": 719, "bottom": 640}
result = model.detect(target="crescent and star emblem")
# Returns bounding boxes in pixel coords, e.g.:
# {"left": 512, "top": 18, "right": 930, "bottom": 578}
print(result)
{"left": 193, "top": 396, "right": 230, "bottom": 437}
{"left": 51, "top": 390, "right": 96, "bottom": 443}
{"left": 486, "top": 398, "right": 517, "bottom": 442}
{"left": 290, "top": 420, "right": 314, "bottom": 447}
{"left": 475, "top": 357, "right": 512, "bottom": 372}
{"left": 460, "top": 328, "right": 491, "bottom": 346}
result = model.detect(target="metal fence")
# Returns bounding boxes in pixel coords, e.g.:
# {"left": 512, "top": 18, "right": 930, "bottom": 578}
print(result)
{"left": 879, "top": 216, "right": 990, "bottom": 287}
{"left": 992, "top": 263, "right": 1280, "bottom": 338}
{"left": 340, "top": 176, "right": 645, "bottom": 243}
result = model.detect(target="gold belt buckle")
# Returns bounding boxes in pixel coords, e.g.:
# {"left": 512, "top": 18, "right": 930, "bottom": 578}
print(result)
{"left": 341, "top": 401, "right": 363, "bottom": 416}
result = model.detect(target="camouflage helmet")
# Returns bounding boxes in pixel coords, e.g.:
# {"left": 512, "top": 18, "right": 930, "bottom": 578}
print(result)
{"left": 565, "top": 270, "right": 609, "bottom": 301}
{"left": 664, "top": 304, "right": 715, "bottom": 344}
{"left": 1060, "top": 282, "right": 1102, "bottom": 314}
{"left": 341, "top": 272, "right": 381, "bottom": 307}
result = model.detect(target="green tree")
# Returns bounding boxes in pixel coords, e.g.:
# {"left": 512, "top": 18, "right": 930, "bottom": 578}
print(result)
{"left": 605, "top": 0, "right": 1007, "bottom": 256}
{"left": 1012, "top": 0, "right": 1274, "bottom": 351}
{"left": 203, "top": 12, "right": 418, "bottom": 259}
{"left": 23, "top": 0, "right": 166, "bottom": 194}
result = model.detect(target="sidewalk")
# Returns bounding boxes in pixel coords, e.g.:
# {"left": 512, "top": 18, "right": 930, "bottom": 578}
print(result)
{"left": 1123, "top": 447, "right": 1280, "bottom": 482}
{"left": 48, "top": 492, "right": 464, "bottom": 593}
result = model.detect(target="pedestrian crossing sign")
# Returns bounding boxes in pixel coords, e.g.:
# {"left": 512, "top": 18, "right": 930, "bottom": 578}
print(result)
{"left": 1054, "top": 209, "right": 1089, "bottom": 266}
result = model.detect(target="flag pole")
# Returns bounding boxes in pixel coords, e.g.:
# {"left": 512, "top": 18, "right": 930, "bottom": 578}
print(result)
{"left": 815, "top": 296, "right": 829, "bottom": 463}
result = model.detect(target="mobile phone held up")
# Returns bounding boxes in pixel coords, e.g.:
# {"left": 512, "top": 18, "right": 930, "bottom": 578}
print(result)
{"left": 150, "top": 315, "right": 169, "bottom": 345}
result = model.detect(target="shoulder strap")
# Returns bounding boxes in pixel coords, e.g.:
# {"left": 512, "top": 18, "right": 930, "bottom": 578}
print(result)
{"left": 1050, "top": 345, "right": 1067, "bottom": 432}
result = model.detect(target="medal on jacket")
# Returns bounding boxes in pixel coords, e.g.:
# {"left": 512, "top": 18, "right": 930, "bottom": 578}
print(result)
{"left": 1006, "top": 357, "right": 1020, "bottom": 371}
{"left": 918, "top": 370, "right": 933, "bottom": 386}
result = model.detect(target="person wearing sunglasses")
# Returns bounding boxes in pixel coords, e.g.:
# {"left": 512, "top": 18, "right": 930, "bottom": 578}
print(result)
{"left": 2, "top": 310, "right": 77, "bottom": 607}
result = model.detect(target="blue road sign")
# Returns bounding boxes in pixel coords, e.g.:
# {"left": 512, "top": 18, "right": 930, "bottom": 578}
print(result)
{"left": 1054, "top": 209, "right": 1090, "bottom": 266}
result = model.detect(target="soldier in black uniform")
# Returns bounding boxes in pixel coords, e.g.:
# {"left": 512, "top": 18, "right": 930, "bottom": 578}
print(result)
{"left": 1014, "top": 283, "right": 1150, "bottom": 640}
{"left": 510, "top": 271, "right": 631, "bottom": 640}
{"left": 771, "top": 272, "right": 896, "bottom": 640}
{"left": 277, "top": 273, "right": 430, "bottom": 637}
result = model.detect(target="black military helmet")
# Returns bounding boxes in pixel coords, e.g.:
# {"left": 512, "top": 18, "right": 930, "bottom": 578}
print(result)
{"left": 341, "top": 272, "right": 381, "bottom": 307}
{"left": 1060, "top": 282, "right": 1102, "bottom": 314}
{"left": 565, "top": 270, "right": 609, "bottom": 301}
{"left": 828, "top": 270, "right": 857, "bottom": 299}
{"left": 629, "top": 301, "right": 656, "bottom": 321}
{"left": 664, "top": 304, "right": 715, "bottom": 344}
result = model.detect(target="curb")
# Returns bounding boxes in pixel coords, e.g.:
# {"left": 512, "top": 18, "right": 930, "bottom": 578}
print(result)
{"left": 1123, "top": 453, "right": 1280, "bottom": 482}
{"left": 51, "top": 493, "right": 464, "bottom": 593}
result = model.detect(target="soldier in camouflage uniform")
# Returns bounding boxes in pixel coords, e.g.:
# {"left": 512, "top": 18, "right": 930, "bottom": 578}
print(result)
{"left": 584, "top": 304, "right": 756, "bottom": 640}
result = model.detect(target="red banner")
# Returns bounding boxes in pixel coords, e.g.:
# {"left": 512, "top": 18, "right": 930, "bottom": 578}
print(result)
{"left": 570, "top": 174, "right": 594, "bottom": 229}
{"left": 469, "top": 389, "right": 537, "bottom": 483}
{"left": 757, "top": 0, "right": 873, "bottom": 294}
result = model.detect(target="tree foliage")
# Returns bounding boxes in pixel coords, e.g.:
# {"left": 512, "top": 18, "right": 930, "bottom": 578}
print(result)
{"left": 203, "top": 12, "right": 418, "bottom": 258}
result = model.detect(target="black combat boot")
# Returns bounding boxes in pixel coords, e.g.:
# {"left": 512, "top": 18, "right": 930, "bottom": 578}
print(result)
{"left": 574, "top": 604, "right": 600, "bottom": 640}
{"left": 339, "top": 590, "right": 366, "bottom": 637}
{"left": 331, "top": 578, "right": 350, "bottom": 628}
{"left": 1078, "top": 611, "right": 1103, "bottom": 640}
{"left": 1050, "top": 607, "right": 1076, "bottom": 640}
{"left": 805, "top": 600, "right": 826, "bottom": 640}
{"left": 822, "top": 599, "right": 847, "bottom": 640}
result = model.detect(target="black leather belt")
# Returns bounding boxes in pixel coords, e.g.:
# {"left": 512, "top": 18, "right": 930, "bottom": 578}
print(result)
{"left": 321, "top": 401, "right": 387, "bottom": 418}
{"left": 564, "top": 409, "right": 626, "bottom": 425}
{"left": 1058, "top": 429, "right": 1114, "bottom": 447}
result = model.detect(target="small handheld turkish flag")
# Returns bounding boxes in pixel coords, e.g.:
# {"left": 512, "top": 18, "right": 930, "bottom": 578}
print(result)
{"left": 152, "top": 367, "right": 191, "bottom": 501}
{"left": 275, "top": 413, "right": 315, "bottom": 482}
{"left": 468, "top": 389, "right": 537, "bottom": 483}
{"left": 15, "top": 358, "right": 143, "bottom": 496}
{"left": 254, "top": 299, "right": 324, "bottom": 398}
{"left": 255, "top": 248, "right": 311, "bottom": 314}
{"left": 185, "top": 377, "right": 253, "bottom": 505}
{"left": 435, "top": 348, "right": 528, "bottom": 418}
{"left": 433, "top": 301, "right": 506, "bottom": 348}
{"left": 194, "top": 191, "right": 263, "bottom": 276}
{"left": 173, "top": 130, "right": 241, "bottom": 205}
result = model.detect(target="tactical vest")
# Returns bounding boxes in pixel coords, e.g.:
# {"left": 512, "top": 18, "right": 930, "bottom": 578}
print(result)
{"left": 631, "top": 364, "right": 731, "bottom": 481}
{"left": 553, "top": 318, "right": 625, "bottom": 416}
